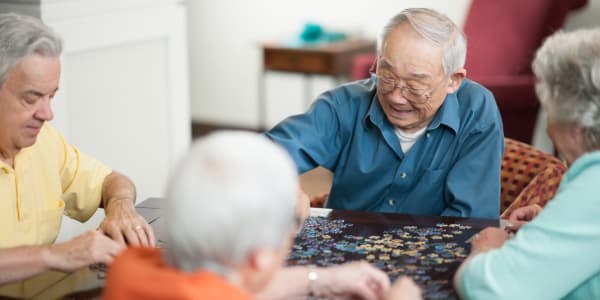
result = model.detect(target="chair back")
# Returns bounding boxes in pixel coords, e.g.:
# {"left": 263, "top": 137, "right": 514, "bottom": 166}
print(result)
{"left": 464, "top": 0, "right": 588, "bottom": 78}
{"left": 500, "top": 138, "right": 567, "bottom": 218}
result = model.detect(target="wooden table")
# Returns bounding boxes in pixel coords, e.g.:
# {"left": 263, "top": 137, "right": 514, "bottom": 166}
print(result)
{"left": 258, "top": 39, "right": 375, "bottom": 128}
{"left": 0, "top": 198, "right": 497, "bottom": 300}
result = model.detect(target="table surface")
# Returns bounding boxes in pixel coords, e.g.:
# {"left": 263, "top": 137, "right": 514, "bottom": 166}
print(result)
{"left": 0, "top": 198, "right": 497, "bottom": 300}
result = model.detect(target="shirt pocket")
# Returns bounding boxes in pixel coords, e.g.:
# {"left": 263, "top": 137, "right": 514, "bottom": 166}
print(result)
{"left": 37, "top": 199, "right": 66, "bottom": 245}
{"left": 407, "top": 167, "right": 448, "bottom": 214}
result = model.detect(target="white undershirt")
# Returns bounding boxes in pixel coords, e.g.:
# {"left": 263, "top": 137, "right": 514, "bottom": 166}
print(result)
{"left": 395, "top": 127, "right": 427, "bottom": 154}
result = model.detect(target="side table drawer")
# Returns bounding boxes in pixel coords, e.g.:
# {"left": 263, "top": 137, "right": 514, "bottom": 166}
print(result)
{"left": 264, "top": 49, "right": 333, "bottom": 75}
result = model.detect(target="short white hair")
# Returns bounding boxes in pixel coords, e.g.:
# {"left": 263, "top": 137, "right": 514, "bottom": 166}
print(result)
{"left": 378, "top": 8, "right": 467, "bottom": 77}
{"left": 0, "top": 13, "right": 62, "bottom": 87}
{"left": 163, "top": 131, "right": 298, "bottom": 275}
{"left": 533, "top": 28, "right": 600, "bottom": 149}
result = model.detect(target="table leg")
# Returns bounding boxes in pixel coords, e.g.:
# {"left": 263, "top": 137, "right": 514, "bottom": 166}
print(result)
{"left": 258, "top": 70, "right": 267, "bottom": 130}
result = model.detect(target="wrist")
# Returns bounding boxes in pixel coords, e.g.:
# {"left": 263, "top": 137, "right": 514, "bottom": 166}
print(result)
{"left": 42, "top": 244, "right": 58, "bottom": 270}
{"left": 104, "top": 197, "right": 134, "bottom": 214}
{"left": 471, "top": 245, "right": 495, "bottom": 256}
{"left": 307, "top": 267, "right": 318, "bottom": 297}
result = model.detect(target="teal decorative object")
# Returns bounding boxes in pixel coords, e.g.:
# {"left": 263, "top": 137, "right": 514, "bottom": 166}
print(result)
{"left": 300, "top": 23, "right": 323, "bottom": 42}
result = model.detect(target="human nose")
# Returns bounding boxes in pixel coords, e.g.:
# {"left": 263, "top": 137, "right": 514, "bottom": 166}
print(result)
{"left": 388, "top": 84, "right": 410, "bottom": 104}
{"left": 34, "top": 97, "right": 54, "bottom": 121}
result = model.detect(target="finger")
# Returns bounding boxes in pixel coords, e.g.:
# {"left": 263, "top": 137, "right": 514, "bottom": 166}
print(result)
{"left": 511, "top": 220, "right": 527, "bottom": 230}
{"left": 369, "top": 268, "right": 391, "bottom": 293}
{"left": 145, "top": 223, "right": 157, "bottom": 247}
{"left": 102, "top": 223, "right": 126, "bottom": 245}
{"left": 353, "top": 281, "right": 379, "bottom": 300}
{"left": 98, "top": 232, "right": 126, "bottom": 255}
{"left": 504, "top": 224, "right": 517, "bottom": 234}
{"left": 138, "top": 222, "right": 155, "bottom": 247}
{"left": 135, "top": 226, "right": 149, "bottom": 247}
{"left": 101, "top": 252, "right": 116, "bottom": 265}
{"left": 123, "top": 226, "right": 141, "bottom": 246}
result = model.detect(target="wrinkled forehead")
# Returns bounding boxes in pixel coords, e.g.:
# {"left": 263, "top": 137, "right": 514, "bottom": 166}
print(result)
{"left": 377, "top": 56, "right": 434, "bottom": 80}
{"left": 379, "top": 24, "right": 444, "bottom": 78}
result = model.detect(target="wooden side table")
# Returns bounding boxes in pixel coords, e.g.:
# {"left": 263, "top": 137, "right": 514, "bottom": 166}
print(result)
{"left": 258, "top": 39, "right": 376, "bottom": 129}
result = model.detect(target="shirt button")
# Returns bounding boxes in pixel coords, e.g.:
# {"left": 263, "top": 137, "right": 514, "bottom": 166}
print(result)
{"left": 388, "top": 199, "right": 395, "bottom": 206}
{"left": 426, "top": 132, "right": 431, "bottom": 138}
{"left": 400, "top": 172, "right": 407, "bottom": 179}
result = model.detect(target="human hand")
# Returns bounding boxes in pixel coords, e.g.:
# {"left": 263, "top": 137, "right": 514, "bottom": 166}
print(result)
{"left": 99, "top": 199, "right": 156, "bottom": 247}
{"left": 470, "top": 227, "right": 509, "bottom": 255}
{"left": 297, "top": 186, "right": 311, "bottom": 225}
{"left": 310, "top": 192, "right": 329, "bottom": 208}
{"left": 505, "top": 204, "right": 543, "bottom": 233}
{"left": 315, "top": 261, "right": 391, "bottom": 300}
{"left": 384, "top": 276, "right": 423, "bottom": 300}
{"left": 46, "top": 230, "right": 125, "bottom": 272}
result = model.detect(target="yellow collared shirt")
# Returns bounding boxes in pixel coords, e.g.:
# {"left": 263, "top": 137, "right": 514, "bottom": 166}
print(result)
{"left": 0, "top": 123, "right": 111, "bottom": 248}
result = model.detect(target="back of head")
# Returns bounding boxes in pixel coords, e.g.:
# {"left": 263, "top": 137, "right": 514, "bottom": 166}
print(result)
{"left": 163, "top": 131, "right": 298, "bottom": 276}
{"left": 379, "top": 8, "right": 467, "bottom": 76}
{"left": 0, "top": 13, "right": 63, "bottom": 86}
{"left": 533, "top": 28, "right": 600, "bottom": 149}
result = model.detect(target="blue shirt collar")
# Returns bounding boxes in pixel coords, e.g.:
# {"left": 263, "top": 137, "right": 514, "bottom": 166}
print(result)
{"left": 365, "top": 79, "right": 463, "bottom": 134}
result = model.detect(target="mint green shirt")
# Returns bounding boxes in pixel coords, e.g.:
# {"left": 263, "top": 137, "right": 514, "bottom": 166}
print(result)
{"left": 456, "top": 150, "right": 600, "bottom": 299}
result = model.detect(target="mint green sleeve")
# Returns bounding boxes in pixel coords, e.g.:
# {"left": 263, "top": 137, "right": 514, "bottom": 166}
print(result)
{"left": 456, "top": 163, "right": 600, "bottom": 300}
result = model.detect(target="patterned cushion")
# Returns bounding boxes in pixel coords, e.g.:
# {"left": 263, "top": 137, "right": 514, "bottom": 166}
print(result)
{"left": 500, "top": 138, "right": 567, "bottom": 218}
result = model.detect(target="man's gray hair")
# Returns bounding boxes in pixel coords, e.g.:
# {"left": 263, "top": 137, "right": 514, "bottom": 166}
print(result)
{"left": 0, "top": 13, "right": 62, "bottom": 87}
{"left": 378, "top": 8, "right": 467, "bottom": 76}
{"left": 533, "top": 28, "right": 600, "bottom": 149}
{"left": 163, "top": 131, "right": 298, "bottom": 276}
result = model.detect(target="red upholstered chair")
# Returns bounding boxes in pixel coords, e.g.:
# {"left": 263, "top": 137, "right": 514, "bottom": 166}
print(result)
{"left": 351, "top": 1, "right": 588, "bottom": 143}
{"left": 464, "top": 0, "right": 588, "bottom": 143}
{"left": 500, "top": 138, "right": 567, "bottom": 219}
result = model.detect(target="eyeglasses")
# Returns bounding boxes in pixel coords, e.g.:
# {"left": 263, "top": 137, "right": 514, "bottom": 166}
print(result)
{"left": 369, "top": 62, "right": 446, "bottom": 104}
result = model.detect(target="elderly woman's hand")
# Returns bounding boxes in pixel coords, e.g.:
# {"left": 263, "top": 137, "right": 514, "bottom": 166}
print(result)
{"left": 471, "top": 227, "right": 509, "bottom": 255}
{"left": 384, "top": 276, "right": 423, "bottom": 300}
{"left": 296, "top": 186, "right": 311, "bottom": 225}
{"left": 314, "top": 261, "right": 391, "bottom": 300}
{"left": 505, "top": 204, "right": 543, "bottom": 233}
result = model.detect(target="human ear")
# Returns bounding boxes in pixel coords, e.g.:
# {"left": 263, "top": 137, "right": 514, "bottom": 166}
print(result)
{"left": 446, "top": 68, "right": 467, "bottom": 93}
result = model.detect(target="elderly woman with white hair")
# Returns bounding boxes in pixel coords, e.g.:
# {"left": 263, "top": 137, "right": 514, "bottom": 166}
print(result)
{"left": 104, "top": 131, "right": 421, "bottom": 299}
{"left": 452, "top": 28, "right": 600, "bottom": 299}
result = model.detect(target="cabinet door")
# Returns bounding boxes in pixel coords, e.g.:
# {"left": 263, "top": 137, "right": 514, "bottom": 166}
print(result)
{"left": 42, "top": 0, "right": 190, "bottom": 240}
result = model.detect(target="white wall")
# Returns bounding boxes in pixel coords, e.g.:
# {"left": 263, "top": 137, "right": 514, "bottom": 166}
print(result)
{"left": 188, "top": 0, "right": 471, "bottom": 128}
{"left": 42, "top": 0, "right": 190, "bottom": 241}
{"left": 189, "top": 0, "right": 600, "bottom": 131}
{"left": 566, "top": 0, "right": 600, "bottom": 30}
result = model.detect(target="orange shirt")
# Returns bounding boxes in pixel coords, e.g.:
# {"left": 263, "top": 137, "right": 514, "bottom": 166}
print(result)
{"left": 104, "top": 248, "right": 254, "bottom": 300}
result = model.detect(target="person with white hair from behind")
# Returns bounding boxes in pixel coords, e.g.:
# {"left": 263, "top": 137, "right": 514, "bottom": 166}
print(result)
{"left": 104, "top": 131, "right": 420, "bottom": 299}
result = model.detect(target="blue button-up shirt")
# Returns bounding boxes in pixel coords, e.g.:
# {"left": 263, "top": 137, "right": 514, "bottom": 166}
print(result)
{"left": 266, "top": 78, "right": 504, "bottom": 219}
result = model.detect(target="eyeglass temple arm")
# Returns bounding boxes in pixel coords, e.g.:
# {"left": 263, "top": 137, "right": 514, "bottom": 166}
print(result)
{"left": 368, "top": 57, "right": 378, "bottom": 74}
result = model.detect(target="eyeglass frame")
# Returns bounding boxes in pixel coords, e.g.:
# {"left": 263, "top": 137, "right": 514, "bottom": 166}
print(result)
{"left": 369, "top": 59, "right": 449, "bottom": 104}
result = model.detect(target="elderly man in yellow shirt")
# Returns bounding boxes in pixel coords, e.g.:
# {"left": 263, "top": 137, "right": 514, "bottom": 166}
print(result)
{"left": 0, "top": 13, "right": 155, "bottom": 284}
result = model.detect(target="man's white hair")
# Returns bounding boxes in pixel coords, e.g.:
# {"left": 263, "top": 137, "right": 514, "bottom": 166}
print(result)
{"left": 163, "top": 131, "right": 298, "bottom": 275}
{"left": 533, "top": 28, "right": 600, "bottom": 149}
{"left": 378, "top": 8, "right": 467, "bottom": 77}
{"left": 0, "top": 13, "right": 62, "bottom": 87}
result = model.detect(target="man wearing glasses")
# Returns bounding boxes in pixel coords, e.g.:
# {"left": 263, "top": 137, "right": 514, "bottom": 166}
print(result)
{"left": 266, "top": 8, "right": 503, "bottom": 219}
